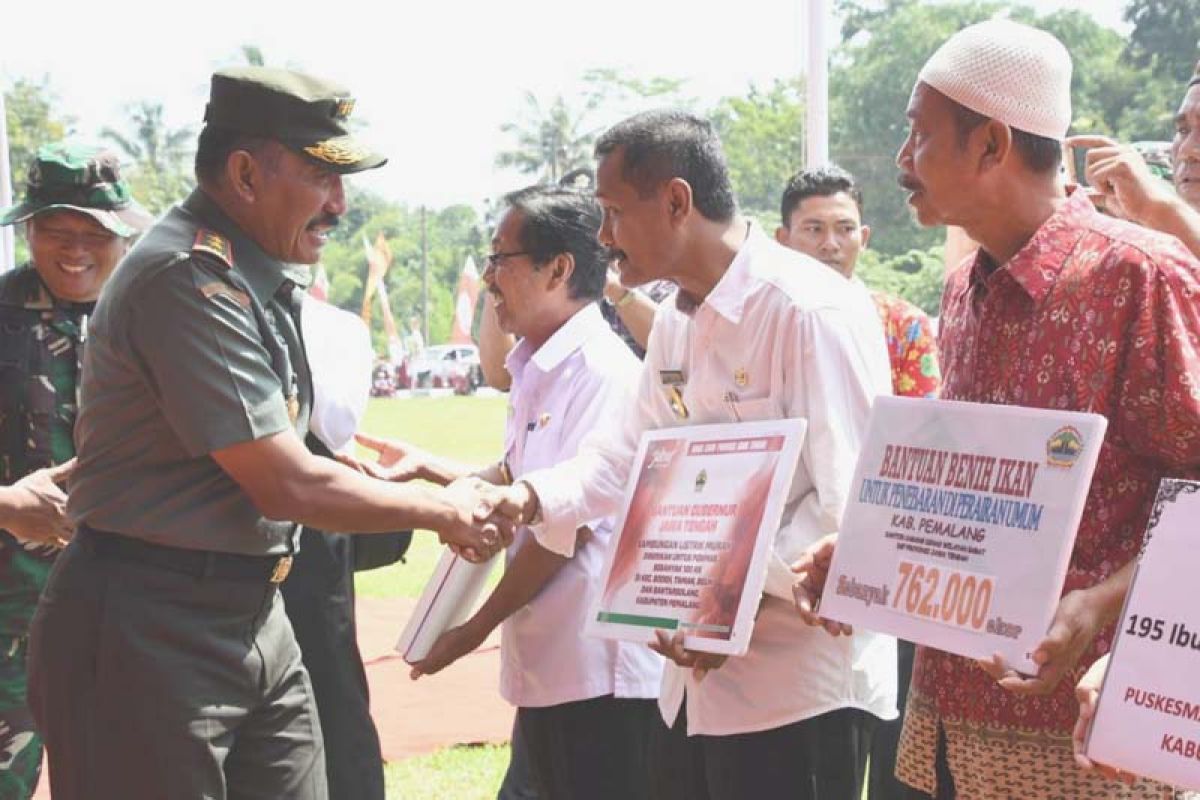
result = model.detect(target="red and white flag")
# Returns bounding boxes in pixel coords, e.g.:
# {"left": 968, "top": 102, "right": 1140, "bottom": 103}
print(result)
{"left": 450, "top": 256, "right": 480, "bottom": 344}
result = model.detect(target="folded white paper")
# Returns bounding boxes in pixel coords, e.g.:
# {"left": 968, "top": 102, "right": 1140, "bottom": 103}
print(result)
{"left": 396, "top": 548, "right": 498, "bottom": 664}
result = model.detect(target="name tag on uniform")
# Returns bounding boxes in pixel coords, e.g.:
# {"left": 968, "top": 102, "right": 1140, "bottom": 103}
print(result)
{"left": 659, "top": 369, "right": 685, "bottom": 387}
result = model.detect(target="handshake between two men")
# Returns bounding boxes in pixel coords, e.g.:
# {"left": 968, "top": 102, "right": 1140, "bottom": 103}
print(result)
{"left": 342, "top": 433, "right": 542, "bottom": 564}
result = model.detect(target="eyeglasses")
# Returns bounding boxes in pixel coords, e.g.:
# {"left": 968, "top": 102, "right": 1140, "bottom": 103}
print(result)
{"left": 484, "top": 250, "right": 532, "bottom": 270}
{"left": 34, "top": 227, "right": 118, "bottom": 250}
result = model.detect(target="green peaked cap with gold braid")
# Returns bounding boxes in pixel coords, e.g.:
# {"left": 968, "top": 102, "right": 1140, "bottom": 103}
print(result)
{"left": 204, "top": 66, "right": 387, "bottom": 175}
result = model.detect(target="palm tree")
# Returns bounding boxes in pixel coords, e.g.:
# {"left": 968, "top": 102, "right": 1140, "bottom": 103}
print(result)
{"left": 494, "top": 92, "right": 597, "bottom": 184}
{"left": 101, "top": 102, "right": 193, "bottom": 177}
{"left": 101, "top": 102, "right": 194, "bottom": 213}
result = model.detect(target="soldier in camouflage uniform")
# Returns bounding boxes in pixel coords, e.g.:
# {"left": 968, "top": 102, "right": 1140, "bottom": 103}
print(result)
{"left": 0, "top": 142, "right": 152, "bottom": 799}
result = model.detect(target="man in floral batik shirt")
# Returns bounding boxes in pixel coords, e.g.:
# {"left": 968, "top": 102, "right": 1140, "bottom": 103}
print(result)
{"left": 796, "top": 20, "right": 1200, "bottom": 800}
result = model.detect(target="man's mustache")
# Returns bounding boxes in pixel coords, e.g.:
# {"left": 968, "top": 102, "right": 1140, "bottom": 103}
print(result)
{"left": 308, "top": 214, "right": 341, "bottom": 230}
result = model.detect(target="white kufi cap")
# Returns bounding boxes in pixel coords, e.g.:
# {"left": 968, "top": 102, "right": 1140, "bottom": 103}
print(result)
{"left": 918, "top": 18, "right": 1073, "bottom": 139}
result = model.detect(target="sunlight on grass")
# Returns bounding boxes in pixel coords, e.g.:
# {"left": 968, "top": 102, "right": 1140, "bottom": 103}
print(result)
{"left": 385, "top": 743, "right": 511, "bottom": 799}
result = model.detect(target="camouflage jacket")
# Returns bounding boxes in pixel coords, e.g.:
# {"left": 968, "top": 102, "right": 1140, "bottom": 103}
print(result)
{"left": 0, "top": 264, "right": 91, "bottom": 610}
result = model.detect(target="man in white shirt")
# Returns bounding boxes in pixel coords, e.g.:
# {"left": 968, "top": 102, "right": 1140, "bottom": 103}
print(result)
{"left": 358, "top": 185, "right": 663, "bottom": 800}
{"left": 776, "top": 164, "right": 941, "bottom": 800}
{"left": 484, "top": 110, "right": 896, "bottom": 800}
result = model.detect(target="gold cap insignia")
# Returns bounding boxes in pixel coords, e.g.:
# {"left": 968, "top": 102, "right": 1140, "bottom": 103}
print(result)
{"left": 333, "top": 98, "right": 356, "bottom": 120}
{"left": 303, "top": 136, "right": 370, "bottom": 166}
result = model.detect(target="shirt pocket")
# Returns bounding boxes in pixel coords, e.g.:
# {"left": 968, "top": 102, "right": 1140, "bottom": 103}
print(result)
{"left": 0, "top": 322, "right": 29, "bottom": 370}
{"left": 724, "top": 396, "right": 775, "bottom": 422}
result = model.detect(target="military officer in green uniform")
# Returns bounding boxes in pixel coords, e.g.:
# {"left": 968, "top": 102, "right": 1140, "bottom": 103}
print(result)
{"left": 0, "top": 142, "right": 152, "bottom": 799}
{"left": 27, "top": 67, "right": 510, "bottom": 800}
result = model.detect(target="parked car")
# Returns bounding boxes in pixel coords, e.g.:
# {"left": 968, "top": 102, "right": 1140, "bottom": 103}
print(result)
{"left": 410, "top": 344, "right": 483, "bottom": 394}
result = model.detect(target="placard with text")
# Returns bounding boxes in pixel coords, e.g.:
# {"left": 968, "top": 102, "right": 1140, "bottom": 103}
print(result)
{"left": 1085, "top": 479, "right": 1200, "bottom": 791}
{"left": 818, "top": 396, "right": 1106, "bottom": 672}
{"left": 585, "top": 419, "right": 806, "bottom": 656}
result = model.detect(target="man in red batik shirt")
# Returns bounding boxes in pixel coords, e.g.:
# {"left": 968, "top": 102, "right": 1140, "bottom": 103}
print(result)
{"left": 795, "top": 20, "right": 1200, "bottom": 800}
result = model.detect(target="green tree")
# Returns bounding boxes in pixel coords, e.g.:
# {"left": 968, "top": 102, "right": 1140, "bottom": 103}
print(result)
{"left": 4, "top": 78, "right": 71, "bottom": 188}
{"left": 495, "top": 92, "right": 598, "bottom": 183}
{"left": 830, "top": 0, "right": 1002, "bottom": 255}
{"left": 1123, "top": 0, "right": 1200, "bottom": 85}
{"left": 710, "top": 78, "right": 805, "bottom": 223}
{"left": 829, "top": 1, "right": 1180, "bottom": 256}
{"left": 319, "top": 186, "right": 488, "bottom": 351}
{"left": 4, "top": 77, "right": 73, "bottom": 263}
{"left": 241, "top": 44, "right": 266, "bottom": 67}
{"left": 856, "top": 246, "right": 946, "bottom": 316}
{"left": 101, "top": 102, "right": 195, "bottom": 213}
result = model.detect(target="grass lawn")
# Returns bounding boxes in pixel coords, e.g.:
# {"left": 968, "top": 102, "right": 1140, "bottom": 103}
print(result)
{"left": 385, "top": 744, "right": 512, "bottom": 800}
{"left": 354, "top": 393, "right": 507, "bottom": 600}
{"left": 351, "top": 395, "right": 512, "bottom": 799}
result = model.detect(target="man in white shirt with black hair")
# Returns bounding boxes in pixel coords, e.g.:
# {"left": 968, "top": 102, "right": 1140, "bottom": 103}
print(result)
{"left": 484, "top": 110, "right": 896, "bottom": 800}
{"left": 356, "top": 184, "right": 663, "bottom": 800}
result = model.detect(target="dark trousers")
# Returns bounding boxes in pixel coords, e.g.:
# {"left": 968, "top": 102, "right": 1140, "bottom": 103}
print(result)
{"left": 497, "top": 714, "right": 540, "bottom": 800}
{"left": 650, "top": 704, "right": 878, "bottom": 800}
{"left": 282, "top": 529, "right": 384, "bottom": 800}
{"left": 869, "top": 639, "right": 918, "bottom": 799}
{"left": 27, "top": 535, "right": 327, "bottom": 800}
{"left": 517, "top": 695, "right": 657, "bottom": 800}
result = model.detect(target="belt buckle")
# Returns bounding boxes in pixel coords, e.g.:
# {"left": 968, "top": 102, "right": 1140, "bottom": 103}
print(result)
{"left": 269, "top": 555, "right": 294, "bottom": 584}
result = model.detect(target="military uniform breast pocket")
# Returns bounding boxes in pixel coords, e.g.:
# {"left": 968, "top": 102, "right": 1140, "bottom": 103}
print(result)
{"left": 0, "top": 323, "right": 29, "bottom": 370}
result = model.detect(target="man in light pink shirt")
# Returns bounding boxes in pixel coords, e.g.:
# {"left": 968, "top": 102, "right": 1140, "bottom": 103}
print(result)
{"left": 358, "top": 185, "right": 663, "bottom": 800}
{"left": 484, "top": 111, "right": 896, "bottom": 800}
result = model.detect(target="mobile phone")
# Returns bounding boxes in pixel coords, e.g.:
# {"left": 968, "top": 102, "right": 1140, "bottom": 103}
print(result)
{"left": 1063, "top": 141, "right": 1106, "bottom": 210}
{"left": 1063, "top": 142, "right": 1091, "bottom": 187}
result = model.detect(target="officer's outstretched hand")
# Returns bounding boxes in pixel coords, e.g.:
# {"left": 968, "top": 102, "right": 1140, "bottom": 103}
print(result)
{"left": 438, "top": 477, "right": 514, "bottom": 562}
{"left": 0, "top": 461, "right": 75, "bottom": 548}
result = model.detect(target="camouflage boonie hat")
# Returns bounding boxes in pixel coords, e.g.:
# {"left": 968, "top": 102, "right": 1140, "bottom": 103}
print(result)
{"left": 204, "top": 66, "right": 387, "bottom": 175}
{"left": 0, "top": 142, "right": 154, "bottom": 237}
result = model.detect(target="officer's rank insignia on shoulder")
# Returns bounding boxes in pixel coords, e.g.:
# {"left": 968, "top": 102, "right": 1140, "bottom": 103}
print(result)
{"left": 192, "top": 229, "right": 234, "bottom": 269}
{"left": 198, "top": 281, "right": 250, "bottom": 309}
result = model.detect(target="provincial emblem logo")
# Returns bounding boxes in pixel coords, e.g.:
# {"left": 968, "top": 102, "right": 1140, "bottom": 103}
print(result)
{"left": 1046, "top": 426, "right": 1084, "bottom": 468}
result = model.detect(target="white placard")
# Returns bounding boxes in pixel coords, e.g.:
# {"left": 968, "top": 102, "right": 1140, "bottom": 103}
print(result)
{"left": 395, "top": 548, "right": 498, "bottom": 664}
{"left": 585, "top": 419, "right": 806, "bottom": 656}
{"left": 819, "top": 396, "right": 1106, "bottom": 672}
{"left": 1085, "top": 479, "right": 1200, "bottom": 791}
